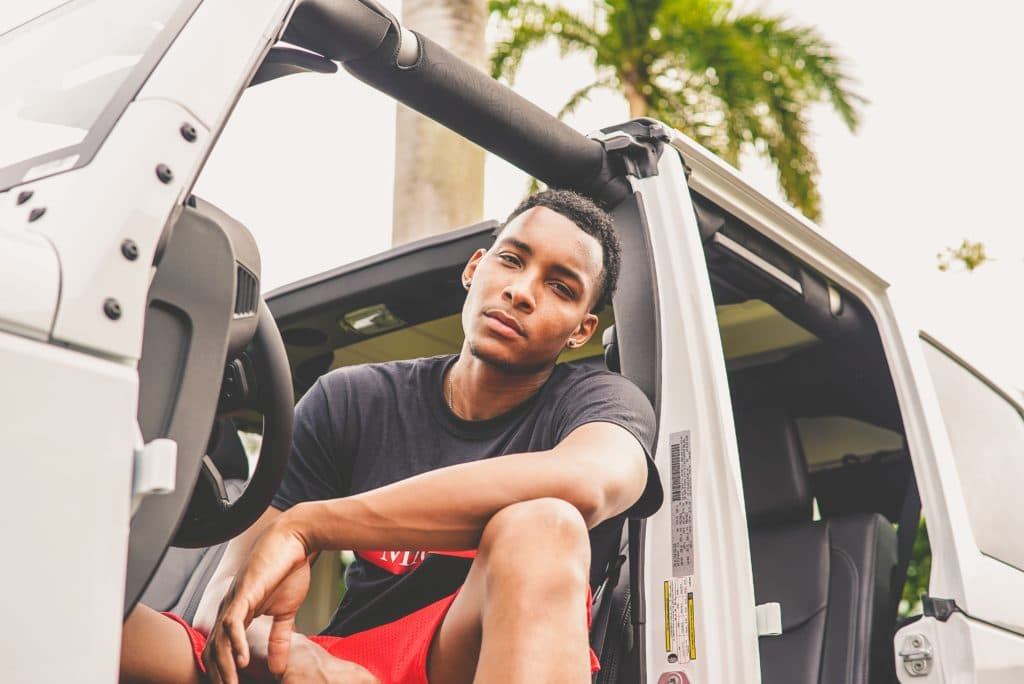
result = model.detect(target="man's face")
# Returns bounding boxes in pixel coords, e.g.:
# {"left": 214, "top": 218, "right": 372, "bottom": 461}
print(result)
{"left": 460, "top": 206, "right": 603, "bottom": 373}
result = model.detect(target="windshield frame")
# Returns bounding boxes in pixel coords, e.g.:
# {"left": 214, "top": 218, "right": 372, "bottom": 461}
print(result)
{"left": 0, "top": 0, "right": 203, "bottom": 192}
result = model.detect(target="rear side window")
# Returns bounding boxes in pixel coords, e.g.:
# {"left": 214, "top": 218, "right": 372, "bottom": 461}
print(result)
{"left": 796, "top": 416, "right": 903, "bottom": 469}
{"left": 922, "top": 338, "right": 1024, "bottom": 572}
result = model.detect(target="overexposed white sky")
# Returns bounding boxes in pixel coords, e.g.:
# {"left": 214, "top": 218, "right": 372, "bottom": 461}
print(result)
{"left": 4, "top": 0, "right": 1022, "bottom": 388}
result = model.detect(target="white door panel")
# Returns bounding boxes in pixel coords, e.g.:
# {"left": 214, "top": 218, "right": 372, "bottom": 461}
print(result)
{"left": 636, "top": 149, "right": 760, "bottom": 684}
{"left": 0, "top": 331, "right": 137, "bottom": 683}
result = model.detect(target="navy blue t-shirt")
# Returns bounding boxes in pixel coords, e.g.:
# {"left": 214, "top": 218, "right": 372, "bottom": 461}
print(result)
{"left": 271, "top": 354, "right": 661, "bottom": 636}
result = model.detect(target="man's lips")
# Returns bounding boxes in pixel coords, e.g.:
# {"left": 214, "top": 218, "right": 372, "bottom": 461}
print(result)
{"left": 484, "top": 310, "right": 526, "bottom": 338}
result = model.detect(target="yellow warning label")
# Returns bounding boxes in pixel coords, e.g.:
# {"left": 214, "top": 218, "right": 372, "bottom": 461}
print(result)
{"left": 664, "top": 576, "right": 695, "bottom": 663}
{"left": 664, "top": 581, "right": 672, "bottom": 652}
{"left": 687, "top": 592, "right": 697, "bottom": 660}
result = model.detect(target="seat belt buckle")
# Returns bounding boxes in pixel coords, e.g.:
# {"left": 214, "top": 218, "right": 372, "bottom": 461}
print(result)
{"left": 755, "top": 602, "right": 782, "bottom": 636}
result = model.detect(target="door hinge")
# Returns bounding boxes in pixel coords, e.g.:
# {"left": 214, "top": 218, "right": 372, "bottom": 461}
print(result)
{"left": 898, "top": 633, "right": 933, "bottom": 677}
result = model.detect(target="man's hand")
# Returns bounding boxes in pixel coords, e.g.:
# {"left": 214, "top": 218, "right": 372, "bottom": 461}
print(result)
{"left": 281, "top": 639, "right": 379, "bottom": 684}
{"left": 203, "top": 518, "right": 314, "bottom": 684}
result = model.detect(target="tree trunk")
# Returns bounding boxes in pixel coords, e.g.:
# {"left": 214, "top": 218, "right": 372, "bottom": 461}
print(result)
{"left": 392, "top": 0, "right": 488, "bottom": 245}
{"left": 623, "top": 80, "right": 648, "bottom": 119}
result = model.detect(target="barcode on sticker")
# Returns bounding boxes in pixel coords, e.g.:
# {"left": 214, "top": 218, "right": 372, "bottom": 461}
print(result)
{"left": 669, "top": 431, "right": 693, "bottom": 577}
{"left": 671, "top": 439, "right": 682, "bottom": 502}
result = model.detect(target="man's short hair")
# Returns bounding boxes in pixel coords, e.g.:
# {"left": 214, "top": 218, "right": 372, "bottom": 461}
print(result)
{"left": 498, "top": 189, "right": 621, "bottom": 313}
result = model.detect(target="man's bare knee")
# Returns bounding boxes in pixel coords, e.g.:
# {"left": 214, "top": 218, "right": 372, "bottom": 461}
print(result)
{"left": 479, "top": 498, "right": 590, "bottom": 584}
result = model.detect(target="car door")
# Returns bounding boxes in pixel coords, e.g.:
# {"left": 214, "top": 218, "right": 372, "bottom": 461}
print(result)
{"left": 890, "top": 325, "right": 1024, "bottom": 682}
{"left": 626, "top": 139, "right": 762, "bottom": 684}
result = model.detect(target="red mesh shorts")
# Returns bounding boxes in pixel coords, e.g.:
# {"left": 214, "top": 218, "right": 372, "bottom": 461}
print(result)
{"left": 165, "top": 587, "right": 599, "bottom": 683}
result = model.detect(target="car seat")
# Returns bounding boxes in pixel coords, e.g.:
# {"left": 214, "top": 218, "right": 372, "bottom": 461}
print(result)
{"left": 735, "top": 408, "right": 898, "bottom": 684}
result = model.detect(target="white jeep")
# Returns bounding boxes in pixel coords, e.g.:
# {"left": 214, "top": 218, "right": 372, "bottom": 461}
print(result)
{"left": 2, "top": 1, "right": 1022, "bottom": 682}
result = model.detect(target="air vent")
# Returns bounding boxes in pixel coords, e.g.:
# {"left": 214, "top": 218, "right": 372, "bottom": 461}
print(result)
{"left": 234, "top": 264, "right": 258, "bottom": 317}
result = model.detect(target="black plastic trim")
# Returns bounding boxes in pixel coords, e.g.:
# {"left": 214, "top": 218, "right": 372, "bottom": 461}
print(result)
{"left": 266, "top": 220, "right": 498, "bottom": 323}
{"left": 248, "top": 45, "right": 338, "bottom": 87}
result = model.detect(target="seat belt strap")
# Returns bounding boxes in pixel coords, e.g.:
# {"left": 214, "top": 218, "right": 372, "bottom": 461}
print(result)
{"left": 590, "top": 549, "right": 626, "bottom": 668}
{"left": 891, "top": 476, "right": 921, "bottom": 620}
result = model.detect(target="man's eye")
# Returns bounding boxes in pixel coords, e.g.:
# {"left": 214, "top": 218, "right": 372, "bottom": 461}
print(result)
{"left": 552, "top": 282, "right": 575, "bottom": 298}
{"left": 498, "top": 253, "right": 520, "bottom": 266}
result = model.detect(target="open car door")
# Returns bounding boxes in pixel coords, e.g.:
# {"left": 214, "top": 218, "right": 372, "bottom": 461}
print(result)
{"left": 622, "top": 142, "right": 762, "bottom": 683}
{"left": 890, "top": 324, "right": 1024, "bottom": 680}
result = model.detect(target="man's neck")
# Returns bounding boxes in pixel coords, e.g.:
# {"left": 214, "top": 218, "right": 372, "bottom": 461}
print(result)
{"left": 446, "top": 347, "right": 554, "bottom": 421}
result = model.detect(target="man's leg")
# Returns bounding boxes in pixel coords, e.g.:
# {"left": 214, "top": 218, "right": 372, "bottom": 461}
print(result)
{"left": 120, "top": 604, "right": 204, "bottom": 684}
{"left": 428, "top": 498, "right": 592, "bottom": 684}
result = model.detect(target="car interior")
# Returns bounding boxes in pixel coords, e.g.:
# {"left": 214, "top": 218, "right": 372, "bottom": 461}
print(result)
{"left": 138, "top": 183, "right": 918, "bottom": 684}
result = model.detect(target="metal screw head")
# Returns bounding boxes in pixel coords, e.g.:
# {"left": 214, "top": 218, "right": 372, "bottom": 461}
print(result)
{"left": 16, "top": 190, "right": 33, "bottom": 205}
{"left": 180, "top": 122, "right": 197, "bottom": 142}
{"left": 28, "top": 207, "right": 46, "bottom": 222}
{"left": 155, "top": 164, "right": 174, "bottom": 184}
{"left": 911, "top": 637, "right": 922, "bottom": 648}
{"left": 103, "top": 298, "right": 122, "bottom": 320}
{"left": 121, "top": 239, "right": 139, "bottom": 261}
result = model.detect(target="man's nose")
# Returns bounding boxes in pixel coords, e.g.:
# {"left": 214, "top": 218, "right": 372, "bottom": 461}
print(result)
{"left": 502, "top": 278, "right": 535, "bottom": 312}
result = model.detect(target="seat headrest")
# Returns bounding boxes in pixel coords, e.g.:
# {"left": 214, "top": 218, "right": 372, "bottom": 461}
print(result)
{"left": 734, "top": 408, "right": 811, "bottom": 527}
{"left": 602, "top": 325, "right": 620, "bottom": 373}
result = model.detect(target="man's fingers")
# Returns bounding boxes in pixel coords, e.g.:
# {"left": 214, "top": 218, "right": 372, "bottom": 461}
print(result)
{"left": 266, "top": 615, "right": 296, "bottom": 676}
{"left": 215, "top": 627, "right": 241, "bottom": 684}
{"left": 225, "top": 608, "right": 251, "bottom": 671}
{"left": 202, "top": 602, "right": 250, "bottom": 684}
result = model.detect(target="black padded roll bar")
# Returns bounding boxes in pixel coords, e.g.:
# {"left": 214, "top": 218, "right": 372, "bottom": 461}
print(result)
{"left": 282, "top": 0, "right": 629, "bottom": 205}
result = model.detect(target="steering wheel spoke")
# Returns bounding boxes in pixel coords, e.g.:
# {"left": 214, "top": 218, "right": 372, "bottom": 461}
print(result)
{"left": 198, "top": 454, "right": 231, "bottom": 510}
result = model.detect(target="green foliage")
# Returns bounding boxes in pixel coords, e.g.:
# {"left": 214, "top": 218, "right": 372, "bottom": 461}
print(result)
{"left": 937, "top": 239, "right": 989, "bottom": 272}
{"left": 900, "top": 517, "right": 931, "bottom": 617}
{"left": 489, "top": 0, "right": 865, "bottom": 221}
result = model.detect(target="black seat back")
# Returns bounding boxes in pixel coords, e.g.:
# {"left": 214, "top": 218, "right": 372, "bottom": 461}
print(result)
{"left": 736, "top": 408, "right": 897, "bottom": 684}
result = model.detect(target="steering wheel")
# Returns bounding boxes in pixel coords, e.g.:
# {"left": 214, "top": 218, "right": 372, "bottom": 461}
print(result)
{"left": 172, "top": 299, "right": 294, "bottom": 548}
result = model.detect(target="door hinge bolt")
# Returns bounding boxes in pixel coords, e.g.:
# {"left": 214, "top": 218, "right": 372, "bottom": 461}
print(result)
{"left": 103, "top": 298, "right": 122, "bottom": 320}
{"left": 899, "top": 633, "right": 933, "bottom": 677}
{"left": 121, "top": 239, "right": 139, "bottom": 261}
{"left": 155, "top": 164, "right": 174, "bottom": 184}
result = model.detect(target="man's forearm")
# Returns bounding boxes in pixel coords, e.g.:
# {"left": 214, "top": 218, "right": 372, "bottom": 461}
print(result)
{"left": 288, "top": 432, "right": 642, "bottom": 553}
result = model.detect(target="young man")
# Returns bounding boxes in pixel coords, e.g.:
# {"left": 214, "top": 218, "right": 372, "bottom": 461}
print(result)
{"left": 121, "top": 189, "right": 661, "bottom": 684}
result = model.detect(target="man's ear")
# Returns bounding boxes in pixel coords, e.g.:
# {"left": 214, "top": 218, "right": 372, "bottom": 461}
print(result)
{"left": 567, "top": 312, "right": 600, "bottom": 349}
{"left": 462, "top": 248, "right": 487, "bottom": 290}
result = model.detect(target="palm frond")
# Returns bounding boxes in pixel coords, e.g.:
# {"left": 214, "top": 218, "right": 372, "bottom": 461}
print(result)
{"left": 732, "top": 14, "right": 865, "bottom": 131}
{"left": 489, "top": 1, "right": 602, "bottom": 83}
{"left": 759, "top": 73, "right": 822, "bottom": 219}
{"left": 605, "top": 0, "right": 665, "bottom": 53}
{"left": 556, "top": 75, "right": 619, "bottom": 119}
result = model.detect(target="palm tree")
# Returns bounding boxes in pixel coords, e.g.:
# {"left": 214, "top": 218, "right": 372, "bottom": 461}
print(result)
{"left": 392, "top": 0, "right": 488, "bottom": 245}
{"left": 490, "top": 0, "right": 864, "bottom": 221}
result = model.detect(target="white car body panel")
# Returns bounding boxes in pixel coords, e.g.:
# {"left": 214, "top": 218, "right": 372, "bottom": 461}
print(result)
{"left": 0, "top": 329, "right": 137, "bottom": 684}
{"left": 636, "top": 150, "right": 761, "bottom": 682}
{"left": 135, "top": 0, "right": 291, "bottom": 130}
{"left": 25, "top": 98, "right": 203, "bottom": 360}
{"left": 0, "top": 227, "right": 60, "bottom": 340}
